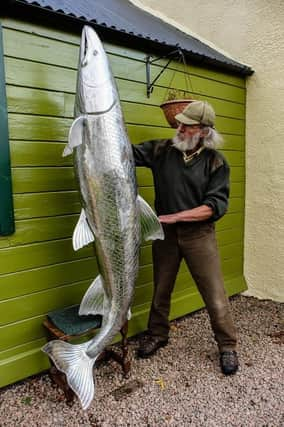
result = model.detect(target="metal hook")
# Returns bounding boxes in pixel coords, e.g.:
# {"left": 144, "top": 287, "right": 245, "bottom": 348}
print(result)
{"left": 145, "top": 48, "right": 183, "bottom": 98}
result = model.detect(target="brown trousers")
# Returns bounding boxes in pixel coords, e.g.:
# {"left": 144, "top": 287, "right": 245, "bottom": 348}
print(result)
{"left": 148, "top": 222, "right": 237, "bottom": 352}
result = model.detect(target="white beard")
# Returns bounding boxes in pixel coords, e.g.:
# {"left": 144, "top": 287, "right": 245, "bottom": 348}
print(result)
{"left": 172, "top": 133, "right": 201, "bottom": 152}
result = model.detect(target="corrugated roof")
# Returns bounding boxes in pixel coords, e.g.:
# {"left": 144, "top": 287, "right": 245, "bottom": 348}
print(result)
{"left": 9, "top": 0, "right": 253, "bottom": 76}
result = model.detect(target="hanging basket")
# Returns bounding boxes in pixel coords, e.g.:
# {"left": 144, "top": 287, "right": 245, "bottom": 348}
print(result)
{"left": 160, "top": 99, "right": 196, "bottom": 128}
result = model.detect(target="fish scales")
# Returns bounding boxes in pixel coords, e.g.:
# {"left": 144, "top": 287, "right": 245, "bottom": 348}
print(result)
{"left": 75, "top": 108, "right": 139, "bottom": 356}
{"left": 42, "top": 25, "right": 163, "bottom": 409}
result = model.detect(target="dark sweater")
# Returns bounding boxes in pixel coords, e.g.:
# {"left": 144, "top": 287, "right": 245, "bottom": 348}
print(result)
{"left": 133, "top": 139, "right": 230, "bottom": 222}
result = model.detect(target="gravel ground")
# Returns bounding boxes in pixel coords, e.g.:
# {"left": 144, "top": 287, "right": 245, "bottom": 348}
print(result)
{"left": 0, "top": 295, "right": 283, "bottom": 427}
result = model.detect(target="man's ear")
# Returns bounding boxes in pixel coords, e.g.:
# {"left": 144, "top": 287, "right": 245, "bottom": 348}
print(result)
{"left": 200, "top": 126, "right": 210, "bottom": 137}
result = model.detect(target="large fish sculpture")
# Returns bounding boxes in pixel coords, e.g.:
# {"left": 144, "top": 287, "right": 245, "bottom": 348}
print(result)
{"left": 42, "top": 26, "right": 164, "bottom": 409}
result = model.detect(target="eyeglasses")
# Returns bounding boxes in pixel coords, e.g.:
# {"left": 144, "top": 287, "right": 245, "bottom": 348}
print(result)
{"left": 176, "top": 122, "right": 201, "bottom": 129}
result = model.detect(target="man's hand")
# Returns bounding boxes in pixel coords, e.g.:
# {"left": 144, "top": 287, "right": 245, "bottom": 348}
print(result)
{"left": 159, "top": 205, "right": 214, "bottom": 224}
{"left": 158, "top": 214, "right": 180, "bottom": 224}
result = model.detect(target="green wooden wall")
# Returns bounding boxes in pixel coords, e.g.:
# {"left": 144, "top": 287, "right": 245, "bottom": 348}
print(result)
{"left": 0, "top": 17, "right": 247, "bottom": 388}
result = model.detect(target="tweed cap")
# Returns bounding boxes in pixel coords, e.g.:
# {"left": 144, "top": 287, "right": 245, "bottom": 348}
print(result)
{"left": 175, "top": 100, "right": 215, "bottom": 127}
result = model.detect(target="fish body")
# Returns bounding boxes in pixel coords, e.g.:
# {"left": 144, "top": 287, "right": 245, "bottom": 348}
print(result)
{"left": 43, "top": 26, "right": 163, "bottom": 409}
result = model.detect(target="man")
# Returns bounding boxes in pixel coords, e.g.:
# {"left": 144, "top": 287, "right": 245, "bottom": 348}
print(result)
{"left": 132, "top": 100, "right": 238, "bottom": 375}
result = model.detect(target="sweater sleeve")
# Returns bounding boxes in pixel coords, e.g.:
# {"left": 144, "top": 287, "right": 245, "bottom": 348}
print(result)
{"left": 132, "top": 140, "right": 157, "bottom": 168}
{"left": 203, "top": 154, "right": 230, "bottom": 222}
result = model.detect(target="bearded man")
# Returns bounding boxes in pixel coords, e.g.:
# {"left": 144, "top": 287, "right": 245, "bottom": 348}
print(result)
{"left": 132, "top": 100, "right": 238, "bottom": 375}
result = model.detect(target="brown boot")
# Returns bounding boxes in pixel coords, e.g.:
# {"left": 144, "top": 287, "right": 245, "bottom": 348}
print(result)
{"left": 137, "top": 335, "right": 168, "bottom": 359}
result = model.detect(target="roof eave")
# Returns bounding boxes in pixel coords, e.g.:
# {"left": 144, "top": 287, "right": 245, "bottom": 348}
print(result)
{"left": 3, "top": 0, "right": 254, "bottom": 76}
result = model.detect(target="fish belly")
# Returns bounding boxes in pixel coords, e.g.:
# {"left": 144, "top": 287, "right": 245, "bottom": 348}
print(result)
{"left": 74, "top": 108, "right": 139, "bottom": 354}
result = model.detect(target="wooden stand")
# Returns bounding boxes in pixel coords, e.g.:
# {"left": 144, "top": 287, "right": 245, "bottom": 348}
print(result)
{"left": 43, "top": 309, "right": 131, "bottom": 404}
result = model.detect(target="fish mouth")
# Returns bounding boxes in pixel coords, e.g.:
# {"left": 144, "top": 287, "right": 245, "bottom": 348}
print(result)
{"left": 79, "top": 26, "right": 117, "bottom": 114}
{"left": 81, "top": 26, "right": 96, "bottom": 66}
{"left": 80, "top": 26, "right": 112, "bottom": 87}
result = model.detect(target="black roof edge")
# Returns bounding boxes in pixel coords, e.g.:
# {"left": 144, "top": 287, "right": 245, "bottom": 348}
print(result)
{"left": 2, "top": 0, "right": 254, "bottom": 77}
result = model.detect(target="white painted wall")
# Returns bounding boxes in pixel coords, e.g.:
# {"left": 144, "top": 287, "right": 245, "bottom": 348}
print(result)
{"left": 133, "top": 0, "right": 284, "bottom": 302}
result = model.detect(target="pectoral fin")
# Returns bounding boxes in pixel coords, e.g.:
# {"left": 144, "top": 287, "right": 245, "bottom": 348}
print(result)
{"left": 137, "top": 195, "right": 165, "bottom": 241}
{"left": 79, "top": 275, "right": 106, "bottom": 316}
{"left": 72, "top": 209, "right": 95, "bottom": 251}
{"left": 63, "top": 116, "right": 85, "bottom": 157}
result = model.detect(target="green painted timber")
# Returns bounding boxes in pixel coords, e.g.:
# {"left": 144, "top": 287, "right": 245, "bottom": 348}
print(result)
{"left": 0, "top": 18, "right": 247, "bottom": 388}
{"left": 0, "top": 25, "right": 14, "bottom": 235}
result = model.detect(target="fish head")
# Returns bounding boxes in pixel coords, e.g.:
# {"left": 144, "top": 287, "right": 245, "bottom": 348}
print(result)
{"left": 76, "top": 26, "right": 117, "bottom": 114}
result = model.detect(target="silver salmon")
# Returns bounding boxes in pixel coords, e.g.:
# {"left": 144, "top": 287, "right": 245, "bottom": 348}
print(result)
{"left": 42, "top": 25, "right": 164, "bottom": 409}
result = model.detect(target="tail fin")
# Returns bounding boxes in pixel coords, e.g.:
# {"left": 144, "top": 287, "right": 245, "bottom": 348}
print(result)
{"left": 42, "top": 340, "right": 98, "bottom": 410}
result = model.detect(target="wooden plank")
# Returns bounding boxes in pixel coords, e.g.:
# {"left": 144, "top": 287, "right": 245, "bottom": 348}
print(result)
{"left": 217, "top": 226, "right": 243, "bottom": 246}
{"left": 0, "top": 258, "right": 97, "bottom": 300}
{"left": 0, "top": 238, "right": 92, "bottom": 275}
{"left": 227, "top": 198, "right": 244, "bottom": 213}
{"left": 10, "top": 141, "right": 71, "bottom": 167}
{"left": 217, "top": 212, "right": 244, "bottom": 231}
{"left": 219, "top": 242, "right": 243, "bottom": 260}
{"left": 0, "top": 339, "right": 49, "bottom": 388}
{"left": 0, "top": 316, "right": 46, "bottom": 353}
{"left": 221, "top": 135, "right": 245, "bottom": 151}
{"left": 3, "top": 26, "right": 79, "bottom": 69}
{"left": 0, "top": 280, "right": 91, "bottom": 325}
{"left": 11, "top": 166, "right": 76, "bottom": 193}
{"left": 6, "top": 85, "right": 73, "bottom": 118}
{"left": 222, "top": 150, "right": 245, "bottom": 166}
{"left": 8, "top": 113, "right": 71, "bottom": 141}
{"left": 0, "top": 214, "right": 78, "bottom": 249}
{"left": 13, "top": 191, "right": 80, "bottom": 220}
{"left": 4, "top": 56, "right": 77, "bottom": 93}
{"left": 230, "top": 182, "right": 245, "bottom": 198}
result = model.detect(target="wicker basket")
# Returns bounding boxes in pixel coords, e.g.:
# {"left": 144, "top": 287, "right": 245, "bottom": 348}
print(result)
{"left": 160, "top": 99, "right": 196, "bottom": 128}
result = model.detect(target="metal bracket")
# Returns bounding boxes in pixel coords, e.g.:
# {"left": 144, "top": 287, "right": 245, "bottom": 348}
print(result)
{"left": 146, "top": 48, "right": 185, "bottom": 98}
